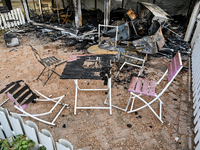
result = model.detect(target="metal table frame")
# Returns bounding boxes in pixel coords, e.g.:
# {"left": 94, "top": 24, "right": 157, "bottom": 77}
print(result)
{"left": 74, "top": 77, "right": 112, "bottom": 115}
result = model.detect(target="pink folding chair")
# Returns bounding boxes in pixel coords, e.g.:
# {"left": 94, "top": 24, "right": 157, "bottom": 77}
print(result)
{"left": 125, "top": 52, "right": 183, "bottom": 123}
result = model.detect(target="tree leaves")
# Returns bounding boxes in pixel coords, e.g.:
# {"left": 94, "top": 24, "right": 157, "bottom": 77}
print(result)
{"left": 0, "top": 134, "right": 35, "bottom": 150}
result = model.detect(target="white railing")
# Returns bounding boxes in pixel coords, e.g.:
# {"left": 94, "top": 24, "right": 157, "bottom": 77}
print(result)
{"left": 191, "top": 14, "right": 200, "bottom": 150}
{"left": 0, "top": 8, "right": 25, "bottom": 30}
{"left": 0, "top": 107, "right": 73, "bottom": 150}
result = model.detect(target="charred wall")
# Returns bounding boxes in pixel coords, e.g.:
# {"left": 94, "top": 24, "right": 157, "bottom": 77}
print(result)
{"left": 57, "top": 0, "right": 192, "bottom": 16}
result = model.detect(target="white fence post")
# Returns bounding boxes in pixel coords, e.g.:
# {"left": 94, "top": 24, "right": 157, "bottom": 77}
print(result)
{"left": 191, "top": 18, "right": 200, "bottom": 149}
{"left": 0, "top": 107, "right": 73, "bottom": 149}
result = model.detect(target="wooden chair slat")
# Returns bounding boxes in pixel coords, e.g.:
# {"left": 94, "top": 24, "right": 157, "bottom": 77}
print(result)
{"left": 135, "top": 78, "right": 143, "bottom": 94}
{"left": 142, "top": 79, "right": 149, "bottom": 95}
{"left": 174, "top": 52, "right": 182, "bottom": 73}
{"left": 168, "top": 52, "right": 182, "bottom": 82}
{"left": 128, "top": 77, "right": 137, "bottom": 92}
{"left": 168, "top": 61, "right": 173, "bottom": 82}
{"left": 149, "top": 80, "right": 156, "bottom": 97}
{"left": 171, "top": 58, "right": 176, "bottom": 77}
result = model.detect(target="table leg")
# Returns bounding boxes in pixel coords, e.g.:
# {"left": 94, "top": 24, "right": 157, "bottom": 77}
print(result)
{"left": 109, "top": 77, "right": 112, "bottom": 115}
{"left": 74, "top": 79, "right": 78, "bottom": 115}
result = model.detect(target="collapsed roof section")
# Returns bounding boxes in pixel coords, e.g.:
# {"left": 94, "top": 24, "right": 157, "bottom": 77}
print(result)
{"left": 139, "top": 2, "right": 170, "bottom": 25}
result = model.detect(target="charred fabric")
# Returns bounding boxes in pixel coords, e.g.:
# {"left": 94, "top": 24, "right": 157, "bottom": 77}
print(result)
{"left": 10, "top": 2, "right": 191, "bottom": 58}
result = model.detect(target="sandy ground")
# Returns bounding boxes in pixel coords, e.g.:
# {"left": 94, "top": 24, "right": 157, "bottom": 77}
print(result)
{"left": 0, "top": 30, "right": 193, "bottom": 150}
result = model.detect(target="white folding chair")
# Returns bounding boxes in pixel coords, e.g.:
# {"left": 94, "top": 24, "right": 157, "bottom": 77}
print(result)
{"left": 126, "top": 52, "right": 183, "bottom": 123}
{"left": 0, "top": 80, "right": 68, "bottom": 125}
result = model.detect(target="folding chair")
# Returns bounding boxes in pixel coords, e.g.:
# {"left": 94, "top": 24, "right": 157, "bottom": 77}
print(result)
{"left": 0, "top": 80, "right": 68, "bottom": 125}
{"left": 60, "top": 9, "right": 72, "bottom": 24}
{"left": 125, "top": 52, "right": 183, "bottom": 123}
{"left": 30, "top": 45, "right": 67, "bottom": 86}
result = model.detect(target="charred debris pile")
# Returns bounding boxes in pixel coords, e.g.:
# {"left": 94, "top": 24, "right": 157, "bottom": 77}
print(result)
{"left": 9, "top": 2, "right": 191, "bottom": 59}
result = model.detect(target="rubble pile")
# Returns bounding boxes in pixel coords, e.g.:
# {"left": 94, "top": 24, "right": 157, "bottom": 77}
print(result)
{"left": 4, "top": 2, "right": 191, "bottom": 60}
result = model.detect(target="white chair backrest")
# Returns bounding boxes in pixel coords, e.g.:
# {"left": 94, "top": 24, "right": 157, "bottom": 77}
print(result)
{"left": 56, "top": 139, "right": 73, "bottom": 150}
{"left": 168, "top": 51, "right": 183, "bottom": 82}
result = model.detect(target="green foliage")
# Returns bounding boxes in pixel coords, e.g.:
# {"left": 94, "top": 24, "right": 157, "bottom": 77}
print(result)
{"left": 0, "top": 134, "right": 35, "bottom": 150}
{"left": 38, "top": 146, "right": 46, "bottom": 150}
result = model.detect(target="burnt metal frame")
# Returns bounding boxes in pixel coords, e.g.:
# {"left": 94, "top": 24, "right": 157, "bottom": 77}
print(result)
{"left": 98, "top": 24, "right": 118, "bottom": 47}
{"left": 30, "top": 45, "right": 67, "bottom": 86}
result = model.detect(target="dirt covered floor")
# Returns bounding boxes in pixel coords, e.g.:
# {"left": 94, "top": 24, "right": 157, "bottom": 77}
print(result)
{"left": 0, "top": 31, "right": 193, "bottom": 150}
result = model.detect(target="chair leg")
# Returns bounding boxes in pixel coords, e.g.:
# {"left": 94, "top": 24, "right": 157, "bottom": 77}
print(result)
{"left": 38, "top": 67, "right": 60, "bottom": 86}
{"left": 51, "top": 68, "right": 60, "bottom": 77}
{"left": 127, "top": 94, "right": 163, "bottom": 123}
{"left": 43, "top": 69, "right": 55, "bottom": 86}
{"left": 129, "top": 94, "right": 137, "bottom": 111}
{"left": 74, "top": 79, "right": 78, "bottom": 115}
{"left": 104, "top": 87, "right": 132, "bottom": 112}
{"left": 37, "top": 67, "right": 46, "bottom": 80}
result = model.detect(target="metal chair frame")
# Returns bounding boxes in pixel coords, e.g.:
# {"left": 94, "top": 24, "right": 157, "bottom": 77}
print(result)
{"left": 30, "top": 45, "right": 67, "bottom": 86}
{"left": 0, "top": 80, "right": 68, "bottom": 126}
{"left": 127, "top": 52, "right": 183, "bottom": 123}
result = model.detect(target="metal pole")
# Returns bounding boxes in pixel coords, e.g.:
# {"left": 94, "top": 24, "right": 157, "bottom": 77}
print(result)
{"left": 184, "top": 1, "right": 200, "bottom": 42}
{"left": 21, "top": 0, "right": 30, "bottom": 22}
{"left": 78, "top": 0, "right": 82, "bottom": 27}
{"left": 104, "top": 0, "right": 110, "bottom": 26}
{"left": 56, "top": 0, "right": 60, "bottom": 23}
{"left": 32, "top": 0, "right": 36, "bottom": 11}
{"left": 73, "top": 0, "right": 82, "bottom": 28}
{"left": 38, "top": 0, "right": 42, "bottom": 14}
